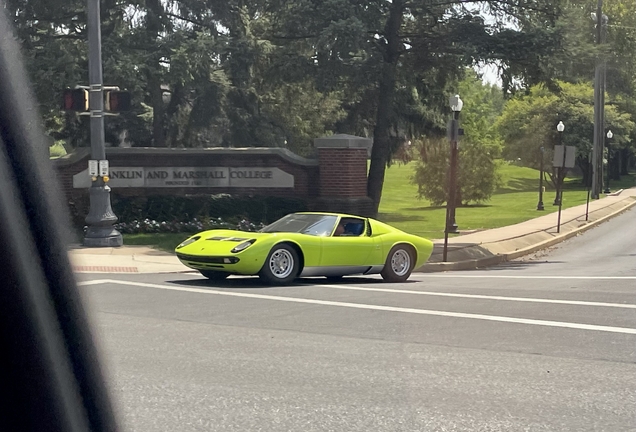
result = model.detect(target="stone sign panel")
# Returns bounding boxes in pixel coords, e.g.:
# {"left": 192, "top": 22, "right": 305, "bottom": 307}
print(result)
{"left": 72, "top": 166, "right": 294, "bottom": 189}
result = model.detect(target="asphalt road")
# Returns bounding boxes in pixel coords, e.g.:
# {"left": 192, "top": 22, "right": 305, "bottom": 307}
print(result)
{"left": 77, "top": 207, "right": 636, "bottom": 432}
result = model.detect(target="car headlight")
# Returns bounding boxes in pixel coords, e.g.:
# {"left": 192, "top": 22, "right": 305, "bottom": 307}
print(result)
{"left": 176, "top": 236, "right": 201, "bottom": 249}
{"left": 231, "top": 239, "right": 256, "bottom": 253}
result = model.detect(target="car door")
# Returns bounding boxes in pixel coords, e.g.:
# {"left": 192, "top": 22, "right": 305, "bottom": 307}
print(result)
{"left": 319, "top": 217, "right": 378, "bottom": 267}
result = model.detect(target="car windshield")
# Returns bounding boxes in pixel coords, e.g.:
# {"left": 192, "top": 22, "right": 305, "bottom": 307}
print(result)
{"left": 260, "top": 214, "right": 337, "bottom": 236}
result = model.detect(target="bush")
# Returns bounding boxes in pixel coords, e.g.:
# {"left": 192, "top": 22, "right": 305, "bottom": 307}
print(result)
{"left": 112, "top": 217, "right": 266, "bottom": 234}
{"left": 412, "top": 139, "right": 501, "bottom": 206}
{"left": 49, "top": 141, "right": 67, "bottom": 159}
{"left": 68, "top": 193, "right": 307, "bottom": 234}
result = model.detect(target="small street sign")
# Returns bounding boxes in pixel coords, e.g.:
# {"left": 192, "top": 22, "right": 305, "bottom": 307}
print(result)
{"left": 553, "top": 145, "right": 576, "bottom": 168}
{"left": 98, "top": 159, "right": 109, "bottom": 177}
{"left": 88, "top": 160, "right": 98, "bottom": 176}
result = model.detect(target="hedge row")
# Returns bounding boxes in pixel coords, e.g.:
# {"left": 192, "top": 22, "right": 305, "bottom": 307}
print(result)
{"left": 68, "top": 193, "right": 308, "bottom": 234}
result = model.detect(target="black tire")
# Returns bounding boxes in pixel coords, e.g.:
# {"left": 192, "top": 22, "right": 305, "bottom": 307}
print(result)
{"left": 259, "top": 244, "right": 300, "bottom": 285}
{"left": 199, "top": 270, "right": 230, "bottom": 281}
{"left": 380, "top": 245, "right": 415, "bottom": 283}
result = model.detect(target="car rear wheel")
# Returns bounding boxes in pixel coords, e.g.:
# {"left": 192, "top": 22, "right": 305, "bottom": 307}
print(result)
{"left": 259, "top": 244, "right": 299, "bottom": 285}
{"left": 199, "top": 270, "right": 230, "bottom": 281}
{"left": 381, "top": 245, "right": 414, "bottom": 282}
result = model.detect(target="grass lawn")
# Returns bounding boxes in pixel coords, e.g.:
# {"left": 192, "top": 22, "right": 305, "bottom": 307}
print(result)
{"left": 378, "top": 161, "right": 635, "bottom": 239}
{"left": 123, "top": 162, "right": 635, "bottom": 251}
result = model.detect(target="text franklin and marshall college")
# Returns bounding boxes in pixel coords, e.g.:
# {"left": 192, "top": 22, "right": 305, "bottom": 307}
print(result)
{"left": 111, "top": 168, "right": 274, "bottom": 185}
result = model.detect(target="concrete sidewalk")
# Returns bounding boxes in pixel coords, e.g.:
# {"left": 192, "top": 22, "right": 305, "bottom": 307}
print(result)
{"left": 68, "top": 188, "right": 636, "bottom": 274}
{"left": 417, "top": 188, "right": 636, "bottom": 272}
{"left": 69, "top": 244, "right": 193, "bottom": 274}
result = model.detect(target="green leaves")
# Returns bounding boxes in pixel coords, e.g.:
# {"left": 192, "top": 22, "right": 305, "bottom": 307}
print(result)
{"left": 411, "top": 72, "right": 504, "bottom": 206}
{"left": 497, "top": 81, "right": 635, "bottom": 180}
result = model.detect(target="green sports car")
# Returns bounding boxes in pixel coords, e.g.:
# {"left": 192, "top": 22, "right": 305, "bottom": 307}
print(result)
{"left": 175, "top": 212, "right": 434, "bottom": 284}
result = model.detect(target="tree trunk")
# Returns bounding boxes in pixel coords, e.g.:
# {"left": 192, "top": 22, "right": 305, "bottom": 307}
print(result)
{"left": 612, "top": 151, "right": 621, "bottom": 181}
{"left": 165, "top": 84, "right": 183, "bottom": 147}
{"left": 620, "top": 148, "right": 629, "bottom": 176}
{"left": 148, "top": 72, "right": 166, "bottom": 147}
{"left": 367, "top": 0, "right": 404, "bottom": 216}
{"left": 579, "top": 158, "right": 592, "bottom": 188}
{"left": 144, "top": 0, "right": 167, "bottom": 147}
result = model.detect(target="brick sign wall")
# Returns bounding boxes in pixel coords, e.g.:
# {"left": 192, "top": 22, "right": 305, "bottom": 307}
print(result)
{"left": 55, "top": 147, "right": 320, "bottom": 201}
{"left": 54, "top": 135, "right": 375, "bottom": 218}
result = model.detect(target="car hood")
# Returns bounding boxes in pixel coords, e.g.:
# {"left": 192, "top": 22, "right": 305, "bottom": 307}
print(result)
{"left": 176, "top": 229, "right": 277, "bottom": 256}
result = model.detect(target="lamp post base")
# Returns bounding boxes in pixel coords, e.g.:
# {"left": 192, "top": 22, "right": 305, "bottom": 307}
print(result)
{"left": 83, "top": 184, "right": 123, "bottom": 247}
{"left": 448, "top": 224, "right": 459, "bottom": 234}
{"left": 84, "top": 227, "right": 123, "bottom": 247}
{"left": 537, "top": 201, "right": 544, "bottom": 211}
{"left": 604, "top": 188, "right": 611, "bottom": 194}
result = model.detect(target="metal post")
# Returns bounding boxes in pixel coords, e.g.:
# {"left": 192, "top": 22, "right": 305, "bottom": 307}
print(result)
{"left": 448, "top": 118, "right": 459, "bottom": 234}
{"left": 83, "top": 0, "right": 122, "bottom": 247}
{"left": 443, "top": 96, "right": 462, "bottom": 262}
{"left": 537, "top": 147, "right": 545, "bottom": 210}
{"left": 585, "top": 151, "right": 591, "bottom": 221}
{"left": 554, "top": 133, "right": 562, "bottom": 206}
{"left": 443, "top": 112, "right": 460, "bottom": 262}
{"left": 442, "top": 204, "right": 450, "bottom": 262}
{"left": 556, "top": 146, "right": 567, "bottom": 233}
{"left": 604, "top": 141, "right": 611, "bottom": 194}
{"left": 592, "top": 0, "right": 606, "bottom": 199}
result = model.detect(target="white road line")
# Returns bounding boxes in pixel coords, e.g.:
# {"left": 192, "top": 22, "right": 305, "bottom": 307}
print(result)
{"left": 82, "top": 279, "right": 636, "bottom": 335}
{"left": 77, "top": 279, "right": 112, "bottom": 286}
{"left": 310, "top": 284, "right": 636, "bottom": 309}
{"left": 414, "top": 275, "right": 636, "bottom": 280}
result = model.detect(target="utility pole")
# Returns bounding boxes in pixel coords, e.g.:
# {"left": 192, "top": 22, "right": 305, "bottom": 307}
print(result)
{"left": 83, "top": 0, "right": 122, "bottom": 246}
{"left": 591, "top": 0, "right": 607, "bottom": 199}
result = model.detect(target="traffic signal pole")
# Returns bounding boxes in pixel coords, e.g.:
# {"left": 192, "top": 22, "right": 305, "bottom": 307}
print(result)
{"left": 592, "top": 0, "right": 606, "bottom": 200}
{"left": 83, "top": 0, "right": 122, "bottom": 247}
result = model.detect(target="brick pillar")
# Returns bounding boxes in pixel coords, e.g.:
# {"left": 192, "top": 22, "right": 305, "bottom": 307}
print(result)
{"left": 311, "top": 134, "right": 374, "bottom": 216}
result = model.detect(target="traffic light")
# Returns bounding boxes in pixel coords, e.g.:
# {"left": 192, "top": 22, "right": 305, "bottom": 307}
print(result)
{"left": 105, "top": 90, "right": 132, "bottom": 112}
{"left": 62, "top": 88, "right": 89, "bottom": 111}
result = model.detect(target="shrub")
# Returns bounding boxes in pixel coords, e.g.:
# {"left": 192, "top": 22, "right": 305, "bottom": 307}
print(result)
{"left": 111, "top": 217, "right": 266, "bottom": 234}
{"left": 411, "top": 138, "right": 501, "bottom": 206}
{"left": 68, "top": 193, "right": 307, "bottom": 234}
{"left": 50, "top": 141, "right": 67, "bottom": 159}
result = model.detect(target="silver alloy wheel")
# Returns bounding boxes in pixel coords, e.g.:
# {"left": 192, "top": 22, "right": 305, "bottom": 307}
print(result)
{"left": 269, "top": 248, "right": 294, "bottom": 279}
{"left": 391, "top": 249, "right": 411, "bottom": 277}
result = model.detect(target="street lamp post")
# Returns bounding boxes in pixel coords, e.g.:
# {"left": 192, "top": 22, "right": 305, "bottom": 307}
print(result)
{"left": 537, "top": 146, "right": 545, "bottom": 211}
{"left": 556, "top": 121, "right": 566, "bottom": 233}
{"left": 443, "top": 94, "right": 463, "bottom": 262}
{"left": 554, "top": 121, "right": 565, "bottom": 206}
{"left": 83, "top": 0, "right": 122, "bottom": 247}
{"left": 604, "top": 129, "right": 613, "bottom": 194}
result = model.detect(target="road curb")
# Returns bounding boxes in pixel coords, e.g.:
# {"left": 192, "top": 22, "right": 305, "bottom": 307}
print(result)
{"left": 417, "top": 197, "right": 636, "bottom": 273}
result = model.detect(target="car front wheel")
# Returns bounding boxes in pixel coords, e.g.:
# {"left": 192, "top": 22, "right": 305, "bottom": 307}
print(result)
{"left": 380, "top": 245, "right": 414, "bottom": 283}
{"left": 259, "top": 244, "right": 300, "bottom": 285}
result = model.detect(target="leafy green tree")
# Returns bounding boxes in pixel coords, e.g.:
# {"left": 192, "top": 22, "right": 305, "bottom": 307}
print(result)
{"left": 497, "top": 81, "right": 635, "bottom": 189}
{"left": 412, "top": 71, "right": 504, "bottom": 206}
{"left": 268, "top": 0, "right": 568, "bottom": 215}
